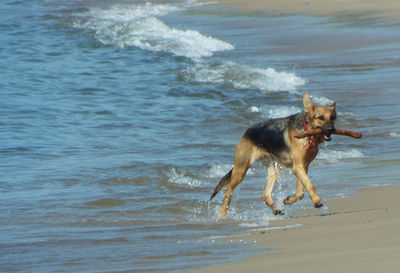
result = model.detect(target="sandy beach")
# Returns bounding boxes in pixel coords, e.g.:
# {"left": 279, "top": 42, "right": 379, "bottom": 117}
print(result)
{"left": 206, "top": 0, "right": 400, "bottom": 21}
{"left": 191, "top": 185, "right": 400, "bottom": 273}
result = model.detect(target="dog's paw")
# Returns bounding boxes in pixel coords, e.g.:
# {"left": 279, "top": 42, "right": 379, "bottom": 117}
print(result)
{"left": 283, "top": 196, "right": 291, "bottom": 205}
{"left": 273, "top": 209, "right": 284, "bottom": 215}
{"left": 283, "top": 193, "right": 305, "bottom": 205}
{"left": 314, "top": 202, "right": 324, "bottom": 209}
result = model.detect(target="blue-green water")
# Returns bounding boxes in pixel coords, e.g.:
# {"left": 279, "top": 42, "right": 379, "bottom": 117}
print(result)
{"left": 1, "top": 0, "right": 400, "bottom": 272}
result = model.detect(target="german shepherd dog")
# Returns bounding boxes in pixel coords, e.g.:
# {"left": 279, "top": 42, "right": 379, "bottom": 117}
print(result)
{"left": 210, "top": 93, "right": 337, "bottom": 216}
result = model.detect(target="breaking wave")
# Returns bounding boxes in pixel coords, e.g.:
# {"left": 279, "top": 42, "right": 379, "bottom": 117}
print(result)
{"left": 71, "top": 2, "right": 305, "bottom": 93}
{"left": 72, "top": 2, "right": 233, "bottom": 60}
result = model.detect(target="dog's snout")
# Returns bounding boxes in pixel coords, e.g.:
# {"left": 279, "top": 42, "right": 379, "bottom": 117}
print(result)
{"left": 322, "top": 124, "right": 335, "bottom": 134}
{"left": 326, "top": 125, "right": 335, "bottom": 133}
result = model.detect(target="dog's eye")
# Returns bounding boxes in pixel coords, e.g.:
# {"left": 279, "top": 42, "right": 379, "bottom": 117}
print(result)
{"left": 318, "top": 116, "right": 325, "bottom": 121}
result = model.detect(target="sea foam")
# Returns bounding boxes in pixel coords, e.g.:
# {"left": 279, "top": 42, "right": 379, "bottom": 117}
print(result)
{"left": 317, "top": 148, "right": 365, "bottom": 164}
{"left": 167, "top": 163, "right": 261, "bottom": 189}
{"left": 72, "top": 3, "right": 233, "bottom": 60}
{"left": 249, "top": 105, "right": 302, "bottom": 118}
{"left": 180, "top": 62, "right": 306, "bottom": 92}
{"left": 168, "top": 167, "right": 202, "bottom": 188}
{"left": 310, "top": 95, "right": 335, "bottom": 105}
{"left": 72, "top": 2, "right": 305, "bottom": 93}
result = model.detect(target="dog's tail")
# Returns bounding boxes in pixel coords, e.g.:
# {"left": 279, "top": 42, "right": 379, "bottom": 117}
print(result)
{"left": 210, "top": 168, "right": 232, "bottom": 201}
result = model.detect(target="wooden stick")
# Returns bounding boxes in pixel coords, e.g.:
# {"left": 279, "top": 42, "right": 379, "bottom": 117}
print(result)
{"left": 295, "top": 128, "right": 362, "bottom": 139}
{"left": 333, "top": 129, "right": 362, "bottom": 139}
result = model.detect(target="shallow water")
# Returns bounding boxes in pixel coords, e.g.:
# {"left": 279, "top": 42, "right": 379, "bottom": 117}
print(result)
{"left": 1, "top": 0, "right": 400, "bottom": 272}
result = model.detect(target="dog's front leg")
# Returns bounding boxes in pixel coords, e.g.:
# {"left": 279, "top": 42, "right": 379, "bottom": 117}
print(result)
{"left": 292, "top": 164, "right": 323, "bottom": 208}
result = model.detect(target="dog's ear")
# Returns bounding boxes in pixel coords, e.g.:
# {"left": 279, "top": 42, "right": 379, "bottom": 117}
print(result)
{"left": 330, "top": 102, "right": 336, "bottom": 110}
{"left": 303, "top": 92, "right": 315, "bottom": 115}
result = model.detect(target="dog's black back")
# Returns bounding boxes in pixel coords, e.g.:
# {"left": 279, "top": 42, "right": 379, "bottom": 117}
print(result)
{"left": 243, "top": 112, "right": 306, "bottom": 158}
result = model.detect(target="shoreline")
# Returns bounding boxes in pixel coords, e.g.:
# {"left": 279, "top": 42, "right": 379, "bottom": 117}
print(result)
{"left": 190, "top": 185, "right": 400, "bottom": 273}
{"left": 201, "top": 0, "right": 400, "bottom": 22}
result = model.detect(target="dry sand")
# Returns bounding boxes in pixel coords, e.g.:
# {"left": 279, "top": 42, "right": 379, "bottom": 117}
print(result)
{"left": 191, "top": 185, "right": 400, "bottom": 273}
{"left": 204, "top": 0, "right": 400, "bottom": 21}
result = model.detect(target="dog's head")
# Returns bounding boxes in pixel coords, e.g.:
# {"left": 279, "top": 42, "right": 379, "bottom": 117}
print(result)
{"left": 303, "top": 92, "right": 336, "bottom": 141}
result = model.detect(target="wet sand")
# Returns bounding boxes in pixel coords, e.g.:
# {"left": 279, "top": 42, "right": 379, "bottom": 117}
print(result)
{"left": 191, "top": 185, "right": 400, "bottom": 273}
{"left": 205, "top": 0, "right": 400, "bottom": 21}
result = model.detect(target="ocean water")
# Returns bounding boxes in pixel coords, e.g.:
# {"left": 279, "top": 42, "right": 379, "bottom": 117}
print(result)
{"left": 1, "top": 0, "right": 400, "bottom": 272}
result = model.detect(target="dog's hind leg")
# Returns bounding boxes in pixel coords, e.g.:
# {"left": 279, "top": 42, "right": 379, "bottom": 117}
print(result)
{"left": 220, "top": 138, "right": 256, "bottom": 217}
{"left": 220, "top": 167, "right": 248, "bottom": 217}
{"left": 262, "top": 163, "right": 283, "bottom": 215}
{"left": 283, "top": 178, "right": 304, "bottom": 205}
